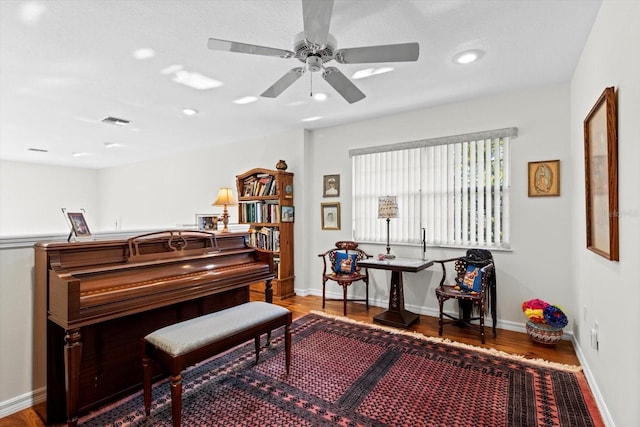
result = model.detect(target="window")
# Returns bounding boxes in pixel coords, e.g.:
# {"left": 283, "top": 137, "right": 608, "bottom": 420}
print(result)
{"left": 350, "top": 128, "right": 516, "bottom": 249}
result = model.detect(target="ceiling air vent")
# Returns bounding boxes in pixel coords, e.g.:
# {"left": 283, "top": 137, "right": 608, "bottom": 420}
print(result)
{"left": 28, "top": 148, "right": 48, "bottom": 152}
{"left": 101, "top": 116, "right": 130, "bottom": 126}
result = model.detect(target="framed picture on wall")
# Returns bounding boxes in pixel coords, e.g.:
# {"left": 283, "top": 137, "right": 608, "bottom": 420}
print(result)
{"left": 323, "top": 174, "right": 340, "bottom": 197}
{"left": 196, "top": 214, "right": 218, "bottom": 231}
{"left": 528, "top": 160, "right": 560, "bottom": 197}
{"left": 321, "top": 202, "right": 340, "bottom": 230}
{"left": 583, "top": 86, "right": 618, "bottom": 261}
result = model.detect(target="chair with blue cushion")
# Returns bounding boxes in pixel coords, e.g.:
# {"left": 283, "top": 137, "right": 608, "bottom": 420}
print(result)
{"left": 318, "top": 241, "right": 372, "bottom": 315}
{"left": 434, "top": 249, "right": 496, "bottom": 343}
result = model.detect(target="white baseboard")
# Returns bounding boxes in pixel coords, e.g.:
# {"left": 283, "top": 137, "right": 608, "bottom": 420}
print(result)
{"left": 0, "top": 387, "right": 45, "bottom": 418}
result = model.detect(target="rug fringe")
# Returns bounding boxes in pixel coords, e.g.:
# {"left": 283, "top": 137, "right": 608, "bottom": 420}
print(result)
{"left": 309, "top": 310, "right": 583, "bottom": 373}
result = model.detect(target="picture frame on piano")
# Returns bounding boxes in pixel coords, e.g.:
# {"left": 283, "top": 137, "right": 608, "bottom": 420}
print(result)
{"left": 67, "top": 211, "right": 92, "bottom": 238}
{"left": 196, "top": 214, "right": 218, "bottom": 231}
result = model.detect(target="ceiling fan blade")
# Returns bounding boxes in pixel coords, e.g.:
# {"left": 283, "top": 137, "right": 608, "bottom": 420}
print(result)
{"left": 302, "top": 0, "right": 334, "bottom": 47}
{"left": 322, "top": 67, "right": 366, "bottom": 104}
{"left": 207, "top": 38, "right": 294, "bottom": 58}
{"left": 261, "top": 67, "right": 306, "bottom": 98}
{"left": 335, "top": 42, "right": 420, "bottom": 64}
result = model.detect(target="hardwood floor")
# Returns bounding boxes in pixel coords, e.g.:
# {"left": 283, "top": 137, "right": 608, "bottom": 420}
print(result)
{"left": 0, "top": 294, "right": 579, "bottom": 426}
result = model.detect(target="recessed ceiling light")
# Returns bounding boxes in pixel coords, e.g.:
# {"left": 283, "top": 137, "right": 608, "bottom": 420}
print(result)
{"left": 19, "top": 1, "right": 46, "bottom": 25}
{"left": 313, "top": 93, "right": 328, "bottom": 101}
{"left": 172, "top": 70, "right": 222, "bottom": 90}
{"left": 72, "top": 152, "right": 90, "bottom": 158}
{"left": 452, "top": 49, "right": 485, "bottom": 64}
{"left": 352, "top": 67, "right": 395, "bottom": 80}
{"left": 233, "top": 96, "right": 258, "bottom": 105}
{"left": 104, "top": 142, "right": 124, "bottom": 148}
{"left": 301, "top": 116, "right": 323, "bottom": 122}
{"left": 182, "top": 108, "right": 199, "bottom": 116}
{"left": 132, "top": 48, "right": 156, "bottom": 60}
{"left": 161, "top": 64, "right": 184, "bottom": 75}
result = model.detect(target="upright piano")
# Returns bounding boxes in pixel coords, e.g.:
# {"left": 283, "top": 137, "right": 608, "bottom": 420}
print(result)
{"left": 33, "top": 230, "right": 273, "bottom": 426}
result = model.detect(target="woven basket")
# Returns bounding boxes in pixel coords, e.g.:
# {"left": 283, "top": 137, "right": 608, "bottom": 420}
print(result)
{"left": 526, "top": 320, "right": 563, "bottom": 345}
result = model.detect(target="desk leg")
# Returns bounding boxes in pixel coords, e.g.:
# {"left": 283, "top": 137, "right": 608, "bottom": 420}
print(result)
{"left": 373, "top": 271, "right": 419, "bottom": 328}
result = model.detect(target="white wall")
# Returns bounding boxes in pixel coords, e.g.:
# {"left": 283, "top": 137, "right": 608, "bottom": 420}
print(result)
{"left": 570, "top": 1, "right": 640, "bottom": 426}
{"left": 96, "top": 129, "right": 306, "bottom": 232}
{"left": 0, "top": 161, "right": 99, "bottom": 235}
{"left": 304, "top": 84, "right": 575, "bottom": 329}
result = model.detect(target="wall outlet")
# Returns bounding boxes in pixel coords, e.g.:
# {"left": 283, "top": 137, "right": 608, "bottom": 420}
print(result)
{"left": 590, "top": 321, "right": 599, "bottom": 350}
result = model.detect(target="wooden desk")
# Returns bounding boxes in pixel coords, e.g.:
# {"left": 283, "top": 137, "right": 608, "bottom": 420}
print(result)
{"left": 358, "top": 257, "right": 434, "bottom": 328}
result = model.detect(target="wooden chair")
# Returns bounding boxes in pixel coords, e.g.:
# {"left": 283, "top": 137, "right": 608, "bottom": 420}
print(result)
{"left": 318, "top": 241, "right": 372, "bottom": 315}
{"left": 434, "top": 249, "right": 497, "bottom": 344}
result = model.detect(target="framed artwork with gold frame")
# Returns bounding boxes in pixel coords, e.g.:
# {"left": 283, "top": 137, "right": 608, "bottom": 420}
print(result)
{"left": 584, "top": 86, "right": 618, "bottom": 261}
{"left": 321, "top": 202, "right": 340, "bottom": 230}
{"left": 528, "top": 160, "right": 560, "bottom": 197}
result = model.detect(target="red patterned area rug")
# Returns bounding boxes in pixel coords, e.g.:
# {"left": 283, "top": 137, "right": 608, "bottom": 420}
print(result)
{"left": 80, "top": 312, "right": 603, "bottom": 426}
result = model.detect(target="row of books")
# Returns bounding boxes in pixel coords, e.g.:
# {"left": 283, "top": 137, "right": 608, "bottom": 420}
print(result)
{"left": 240, "top": 201, "right": 279, "bottom": 223}
{"left": 242, "top": 174, "right": 276, "bottom": 197}
{"left": 247, "top": 227, "right": 280, "bottom": 252}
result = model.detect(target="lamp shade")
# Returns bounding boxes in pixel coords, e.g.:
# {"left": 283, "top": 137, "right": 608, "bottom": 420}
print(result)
{"left": 212, "top": 187, "right": 237, "bottom": 207}
{"left": 378, "top": 196, "right": 398, "bottom": 219}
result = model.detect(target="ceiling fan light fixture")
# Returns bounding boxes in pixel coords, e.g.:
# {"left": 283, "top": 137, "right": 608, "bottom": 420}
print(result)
{"left": 453, "top": 49, "right": 485, "bottom": 64}
{"left": 306, "top": 55, "right": 323, "bottom": 72}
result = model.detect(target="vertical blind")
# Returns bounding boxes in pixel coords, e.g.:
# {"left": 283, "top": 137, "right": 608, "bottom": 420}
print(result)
{"left": 351, "top": 128, "right": 516, "bottom": 249}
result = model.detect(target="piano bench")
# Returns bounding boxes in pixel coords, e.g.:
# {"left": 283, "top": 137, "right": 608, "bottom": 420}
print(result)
{"left": 142, "top": 301, "right": 292, "bottom": 427}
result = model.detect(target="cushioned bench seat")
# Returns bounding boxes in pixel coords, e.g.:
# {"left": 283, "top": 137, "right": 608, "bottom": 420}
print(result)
{"left": 142, "top": 301, "right": 292, "bottom": 427}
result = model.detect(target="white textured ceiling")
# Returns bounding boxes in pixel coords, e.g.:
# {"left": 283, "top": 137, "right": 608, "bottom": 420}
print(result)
{"left": 0, "top": 0, "right": 601, "bottom": 169}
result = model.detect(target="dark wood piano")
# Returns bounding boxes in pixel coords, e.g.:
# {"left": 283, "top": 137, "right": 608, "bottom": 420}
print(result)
{"left": 33, "top": 230, "right": 273, "bottom": 426}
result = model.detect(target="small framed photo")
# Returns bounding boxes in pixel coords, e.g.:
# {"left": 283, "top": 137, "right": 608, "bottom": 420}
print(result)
{"left": 281, "top": 206, "right": 295, "bottom": 223}
{"left": 67, "top": 211, "right": 91, "bottom": 238}
{"left": 528, "top": 160, "right": 560, "bottom": 197}
{"left": 196, "top": 214, "right": 218, "bottom": 231}
{"left": 323, "top": 174, "right": 340, "bottom": 197}
{"left": 584, "top": 86, "right": 618, "bottom": 260}
{"left": 321, "top": 202, "right": 340, "bottom": 230}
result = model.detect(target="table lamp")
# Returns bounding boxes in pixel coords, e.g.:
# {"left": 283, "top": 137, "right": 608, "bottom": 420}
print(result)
{"left": 378, "top": 196, "right": 398, "bottom": 259}
{"left": 212, "top": 187, "right": 237, "bottom": 232}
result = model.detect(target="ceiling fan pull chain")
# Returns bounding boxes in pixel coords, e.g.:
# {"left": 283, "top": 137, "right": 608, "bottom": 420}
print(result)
{"left": 310, "top": 72, "right": 313, "bottom": 97}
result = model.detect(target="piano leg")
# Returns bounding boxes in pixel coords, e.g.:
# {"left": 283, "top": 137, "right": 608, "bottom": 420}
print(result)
{"left": 64, "top": 328, "right": 82, "bottom": 427}
{"left": 265, "top": 278, "right": 273, "bottom": 303}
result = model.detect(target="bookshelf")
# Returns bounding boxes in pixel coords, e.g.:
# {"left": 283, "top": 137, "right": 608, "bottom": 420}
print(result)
{"left": 236, "top": 168, "right": 295, "bottom": 299}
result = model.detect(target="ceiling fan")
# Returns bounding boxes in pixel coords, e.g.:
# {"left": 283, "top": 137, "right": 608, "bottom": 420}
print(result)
{"left": 207, "top": 0, "right": 419, "bottom": 104}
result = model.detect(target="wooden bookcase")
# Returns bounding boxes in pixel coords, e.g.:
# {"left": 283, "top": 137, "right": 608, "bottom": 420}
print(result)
{"left": 236, "top": 168, "right": 295, "bottom": 299}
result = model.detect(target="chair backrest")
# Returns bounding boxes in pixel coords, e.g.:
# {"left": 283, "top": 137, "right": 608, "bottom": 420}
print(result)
{"left": 319, "top": 241, "right": 371, "bottom": 275}
{"left": 452, "top": 249, "right": 495, "bottom": 289}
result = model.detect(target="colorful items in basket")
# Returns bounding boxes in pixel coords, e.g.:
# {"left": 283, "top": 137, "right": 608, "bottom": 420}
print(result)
{"left": 522, "top": 298, "right": 569, "bottom": 344}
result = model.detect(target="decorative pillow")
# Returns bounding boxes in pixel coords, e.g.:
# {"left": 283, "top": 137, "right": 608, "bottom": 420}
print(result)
{"left": 334, "top": 252, "right": 358, "bottom": 274}
{"left": 459, "top": 264, "right": 482, "bottom": 293}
